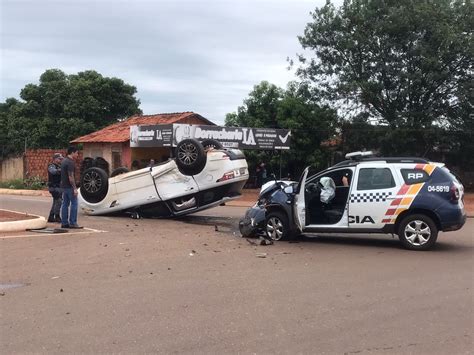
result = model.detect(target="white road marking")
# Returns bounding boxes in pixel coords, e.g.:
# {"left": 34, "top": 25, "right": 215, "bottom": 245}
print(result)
{"left": 0, "top": 227, "right": 108, "bottom": 239}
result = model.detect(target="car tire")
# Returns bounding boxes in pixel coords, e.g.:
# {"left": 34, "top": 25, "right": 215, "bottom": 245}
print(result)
{"left": 80, "top": 167, "right": 109, "bottom": 203}
{"left": 110, "top": 167, "right": 129, "bottom": 177}
{"left": 93, "top": 157, "right": 110, "bottom": 176}
{"left": 201, "top": 139, "right": 223, "bottom": 150}
{"left": 398, "top": 214, "right": 438, "bottom": 251}
{"left": 175, "top": 138, "right": 207, "bottom": 176}
{"left": 265, "top": 211, "right": 291, "bottom": 241}
{"left": 80, "top": 157, "right": 94, "bottom": 174}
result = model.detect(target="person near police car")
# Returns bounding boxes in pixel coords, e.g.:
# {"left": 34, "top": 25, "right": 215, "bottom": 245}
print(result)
{"left": 60, "top": 146, "right": 83, "bottom": 229}
{"left": 47, "top": 153, "right": 63, "bottom": 223}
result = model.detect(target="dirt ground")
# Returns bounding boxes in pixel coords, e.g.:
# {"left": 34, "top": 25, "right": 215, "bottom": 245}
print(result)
{"left": 1, "top": 193, "right": 472, "bottom": 354}
{"left": 463, "top": 193, "right": 474, "bottom": 214}
{"left": 0, "top": 209, "right": 37, "bottom": 222}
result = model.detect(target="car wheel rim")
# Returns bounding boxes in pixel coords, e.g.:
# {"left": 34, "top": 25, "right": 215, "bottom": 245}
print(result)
{"left": 83, "top": 171, "right": 102, "bottom": 193}
{"left": 266, "top": 217, "right": 284, "bottom": 241}
{"left": 404, "top": 220, "right": 431, "bottom": 246}
{"left": 178, "top": 143, "right": 198, "bottom": 166}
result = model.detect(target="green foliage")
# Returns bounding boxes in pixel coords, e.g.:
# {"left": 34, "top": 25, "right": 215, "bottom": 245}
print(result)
{"left": 225, "top": 81, "right": 339, "bottom": 178}
{"left": 0, "top": 179, "right": 25, "bottom": 189}
{"left": 25, "top": 176, "right": 46, "bottom": 190}
{"left": 0, "top": 176, "right": 45, "bottom": 190}
{"left": 296, "top": 0, "right": 473, "bottom": 157}
{"left": 1, "top": 69, "right": 142, "bottom": 158}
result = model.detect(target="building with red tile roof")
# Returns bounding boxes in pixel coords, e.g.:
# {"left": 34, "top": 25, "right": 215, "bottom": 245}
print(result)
{"left": 71, "top": 112, "right": 215, "bottom": 171}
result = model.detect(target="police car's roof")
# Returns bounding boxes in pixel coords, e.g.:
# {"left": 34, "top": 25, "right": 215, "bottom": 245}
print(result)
{"left": 332, "top": 157, "right": 430, "bottom": 168}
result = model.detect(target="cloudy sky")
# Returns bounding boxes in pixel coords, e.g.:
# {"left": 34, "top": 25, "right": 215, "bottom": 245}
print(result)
{"left": 1, "top": 0, "right": 334, "bottom": 125}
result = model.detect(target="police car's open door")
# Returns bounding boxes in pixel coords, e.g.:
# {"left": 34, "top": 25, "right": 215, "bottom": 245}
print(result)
{"left": 294, "top": 167, "right": 309, "bottom": 231}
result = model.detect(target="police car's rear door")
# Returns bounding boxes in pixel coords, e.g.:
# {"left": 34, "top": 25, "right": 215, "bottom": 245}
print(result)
{"left": 349, "top": 164, "right": 400, "bottom": 229}
{"left": 294, "top": 167, "right": 309, "bottom": 231}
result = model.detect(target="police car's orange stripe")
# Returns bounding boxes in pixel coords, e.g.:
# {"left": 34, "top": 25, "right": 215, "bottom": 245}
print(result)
{"left": 424, "top": 164, "right": 435, "bottom": 175}
{"left": 407, "top": 183, "right": 423, "bottom": 195}
{"left": 382, "top": 181, "right": 424, "bottom": 223}
{"left": 395, "top": 208, "right": 407, "bottom": 216}
{"left": 400, "top": 197, "right": 412, "bottom": 206}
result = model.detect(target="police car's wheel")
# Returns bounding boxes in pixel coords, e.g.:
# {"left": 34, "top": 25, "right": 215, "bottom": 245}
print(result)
{"left": 175, "top": 138, "right": 206, "bottom": 176}
{"left": 80, "top": 167, "right": 109, "bottom": 203}
{"left": 398, "top": 214, "right": 438, "bottom": 251}
{"left": 201, "top": 139, "right": 223, "bottom": 150}
{"left": 265, "top": 211, "right": 290, "bottom": 241}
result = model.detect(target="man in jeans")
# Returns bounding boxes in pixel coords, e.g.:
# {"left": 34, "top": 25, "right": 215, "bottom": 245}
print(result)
{"left": 60, "top": 146, "right": 83, "bottom": 229}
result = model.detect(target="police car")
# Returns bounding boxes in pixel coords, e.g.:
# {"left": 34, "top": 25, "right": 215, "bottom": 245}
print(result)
{"left": 239, "top": 152, "right": 466, "bottom": 250}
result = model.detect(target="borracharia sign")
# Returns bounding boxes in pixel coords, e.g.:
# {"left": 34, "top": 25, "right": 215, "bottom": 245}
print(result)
{"left": 130, "top": 124, "right": 291, "bottom": 150}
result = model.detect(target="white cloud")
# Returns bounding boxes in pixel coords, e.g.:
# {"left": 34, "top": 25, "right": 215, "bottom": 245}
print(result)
{"left": 1, "top": 0, "right": 337, "bottom": 125}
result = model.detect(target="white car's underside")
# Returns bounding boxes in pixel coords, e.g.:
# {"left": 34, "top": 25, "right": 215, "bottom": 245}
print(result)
{"left": 79, "top": 148, "right": 248, "bottom": 217}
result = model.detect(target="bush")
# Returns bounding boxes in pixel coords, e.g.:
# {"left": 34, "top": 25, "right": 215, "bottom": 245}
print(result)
{"left": 0, "top": 177, "right": 46, "bottom": 190}
{"left": 25, "top": 176, "right": 46, "bottom": 190}
{"left": 0, "top": 179, "right": 25, "bottom": 189}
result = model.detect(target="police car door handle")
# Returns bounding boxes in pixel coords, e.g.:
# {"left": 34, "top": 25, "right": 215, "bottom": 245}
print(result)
{"left": 386, "top": 196, "right": 396, "bottom": 200}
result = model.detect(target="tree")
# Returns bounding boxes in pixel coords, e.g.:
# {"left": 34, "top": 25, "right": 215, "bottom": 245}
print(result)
{"left": 1, "top": 69, "right": 141, "bottom": 157}
{"left": 225, "top": 81, "right": 339, "bottom": 178}
{"left": 226, "top": 81, "right": 284, "bottom": 128}
{"left": 295, "top": 0, "right": 473, "bottom": 155}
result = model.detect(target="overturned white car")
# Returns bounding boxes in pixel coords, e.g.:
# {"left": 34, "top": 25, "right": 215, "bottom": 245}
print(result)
{"left": 78, "top": 139, "right": 249, "bottom": 218}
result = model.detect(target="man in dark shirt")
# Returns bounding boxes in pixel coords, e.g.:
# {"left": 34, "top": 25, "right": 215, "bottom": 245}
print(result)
{"left": 60, "top": 146, "right": 83, "bottom": 229}
{"left": 47, "top": 153, "right": 63, "bottom": 223}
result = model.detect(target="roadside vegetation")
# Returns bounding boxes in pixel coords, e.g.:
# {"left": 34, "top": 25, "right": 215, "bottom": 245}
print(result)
{"left": 0, "top": 177, "right": 45, "bottom": 190}
{"left": 225, "top": 0, "right": 472, "bottom": 181}
{"left": 0, "top": 0, "right": 471, "bottom": 185}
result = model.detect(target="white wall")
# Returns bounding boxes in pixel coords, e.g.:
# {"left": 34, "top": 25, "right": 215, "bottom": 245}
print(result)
{"left": 1, "top": 157, "right": 24, "bottom": 181}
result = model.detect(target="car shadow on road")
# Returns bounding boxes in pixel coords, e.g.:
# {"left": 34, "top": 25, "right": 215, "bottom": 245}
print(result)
{"left": 291, "top": 234, "right": 467, "bottom": 252}
{"left": 178, "top": 215, "right": 240, "bottom": 235}
{"left": 295, "top": 235, "right": 401, "bottom": 249}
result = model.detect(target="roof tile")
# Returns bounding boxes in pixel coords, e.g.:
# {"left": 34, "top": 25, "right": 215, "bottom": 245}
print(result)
{"left": 71, "top": 112, "right": 214, "bottom": 143}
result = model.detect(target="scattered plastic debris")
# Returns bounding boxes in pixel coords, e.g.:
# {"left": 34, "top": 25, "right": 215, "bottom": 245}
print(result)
{"left": 259, "top": 238, "right": 273, "bottom": 246}
{"left": 256, "top": 253, "right": 267, "bottom": 258}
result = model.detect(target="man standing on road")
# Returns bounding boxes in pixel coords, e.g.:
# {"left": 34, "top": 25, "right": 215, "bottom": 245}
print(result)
{"left": 47, "top": 153, "right": 63, "bottom": 223}
{"left": 60, "top": 146, "right": 83, "bottom": 229}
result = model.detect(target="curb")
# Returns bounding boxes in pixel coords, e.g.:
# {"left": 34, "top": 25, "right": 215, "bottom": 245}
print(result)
{"left": 0, "top": 209, "right": 47, "bottom": 232}
{"left": 0, "top": 188, "right": 50, "bottom": 197}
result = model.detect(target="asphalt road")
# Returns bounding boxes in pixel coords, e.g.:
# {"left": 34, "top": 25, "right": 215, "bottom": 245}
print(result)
{"left": 1, "top": 195, "right": 473, "bottom": 354}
